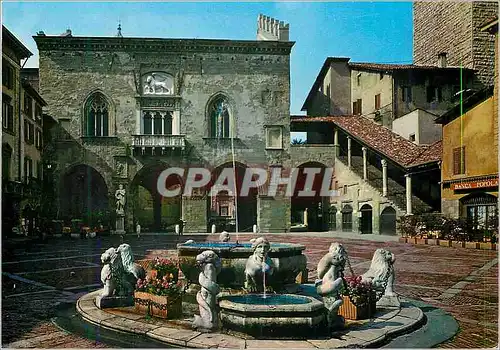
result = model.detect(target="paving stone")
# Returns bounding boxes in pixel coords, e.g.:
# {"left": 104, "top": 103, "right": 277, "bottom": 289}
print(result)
{"left": 245, "top": 339, "right": 316, "bottom": 348}
{"left": 307, "top": 336, "right": 366, "bottom": 348}
{"left": 373, "top": 307, "right": 401, "bottom": 320}
{"left": 344, "top": 328, "right": 386, "bottom": 343}
{"left": 146, "top": 327, "right": 201, "bottom": 347}
{"left": 106, "top": 307, "right": 144, "bottom": 320}
{"left": 79, "top": 308, "right": 117, "bottom": 323}
{"left": 187, "top": 333, "right": 246, "bottom": 348}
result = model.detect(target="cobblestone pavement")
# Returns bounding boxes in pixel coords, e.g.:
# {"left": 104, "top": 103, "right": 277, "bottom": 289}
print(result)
{"left": 2, "top": 233, "right": 497, "bottom": 348}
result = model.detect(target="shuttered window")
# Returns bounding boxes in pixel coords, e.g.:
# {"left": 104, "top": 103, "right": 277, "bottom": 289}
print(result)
{"left": 352, "top": 99, "right": 362, "bottom": 115}
{"left": 375, "top": 94, "right": 381, "bottom": 110}
{"left": 453, "top": 146, "right": 465, "bottom": 175}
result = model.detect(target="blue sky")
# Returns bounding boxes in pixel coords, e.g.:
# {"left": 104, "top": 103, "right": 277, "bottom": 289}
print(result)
{"left": 2, "top": 2, "right": 413, "bottom": 115}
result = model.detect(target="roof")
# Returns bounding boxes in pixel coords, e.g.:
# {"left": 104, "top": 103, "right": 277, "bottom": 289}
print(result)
{"left": 291, "top": 115, "right": 441, "bottom": 168}
{"left": 301, "top": 57, "right": 472, "bottom": 111}
{"left": 2, "top": 25, "right": 33, "bottom": 59}
{"left": 435, "top": 86, "right": 494, "bottom": 124}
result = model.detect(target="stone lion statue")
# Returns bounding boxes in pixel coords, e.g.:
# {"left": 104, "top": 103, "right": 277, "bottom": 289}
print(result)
{"left": 361, "top": 248, "right": 396, "bottom": 297}
{"left": 244, "top": 237, "right": 274, "bottom": 293}
{"left": 100, "top": 247, "right": 125, "bottom": 297}
{"left": 117, "top": 243, "right": 146, "bottom": 281}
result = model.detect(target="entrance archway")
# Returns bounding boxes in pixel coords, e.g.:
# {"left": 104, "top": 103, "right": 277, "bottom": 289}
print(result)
{"left": 380, "top": 206, "right": 396, "bottom": 235}
{"left": 131, "top": 162, "right": 182, "bottom": 232}
{"left": 291, "top": 162, "right": 329, "bottom": 232}
{"left": 207, "top": 162, "right": 257, "bottom": 233}
{"left": 341, "top": 204, "right": 353, "bottom": 232}
{"left": 60, "top": 164, "right": 109, "bottom": 227}
{"left": 328, "top": 206, "right": 337, "bottom": 231}
{"left": 360, "top": 204, "right": 373, "bottom": 234}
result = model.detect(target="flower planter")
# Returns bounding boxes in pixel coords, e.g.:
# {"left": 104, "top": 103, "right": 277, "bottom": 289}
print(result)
{"left": 427, "top": 239, "right": 439, "bottom": 246}
{"left": 479, "top": 242, "right": 496, "bottom": 250}
{"left": 452, "top": 241, "right": 465, "bottom": 248}
{"left": 338, "top": 295, "right": 376, "bottom": 320}
{"left": 439, "top": 240, "right": 452, "bottom": 247}
{"left": 465, "top": 242, "right": 479, "bottom": 249}
{"left": 415, "top": 238, "right": 427, "bottom": 245}
{"left": 398, "top": 237, "right": 408, "bottom": 244}
{"left": 134, "top": 291, "right": 182, "bottom": 319}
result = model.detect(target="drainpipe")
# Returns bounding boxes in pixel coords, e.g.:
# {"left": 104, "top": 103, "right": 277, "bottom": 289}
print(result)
{"left": 17, "top": 58, "right": 29, "bottom": 181}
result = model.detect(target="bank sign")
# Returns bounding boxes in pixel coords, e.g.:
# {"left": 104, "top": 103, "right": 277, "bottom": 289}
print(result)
{"left": 452, "top": 179, "right": 499, "bottom": 190}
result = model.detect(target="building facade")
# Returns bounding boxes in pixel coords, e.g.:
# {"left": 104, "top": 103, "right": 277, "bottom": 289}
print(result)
{"left": 33, "top": 17, "right": 294, "bottom": 234}
{"left": 2, "top": 26, "right": 50, "bottom": 237}
{"left": 413, "top": 1, "right": 497, "bottom": 88}
{"left": 436, "top": 17, "right": 498, "bottom": 234}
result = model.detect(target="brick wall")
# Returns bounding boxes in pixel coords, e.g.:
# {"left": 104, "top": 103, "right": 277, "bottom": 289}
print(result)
{"left": 413, "top": 1, "right": 496, "bottom": 87}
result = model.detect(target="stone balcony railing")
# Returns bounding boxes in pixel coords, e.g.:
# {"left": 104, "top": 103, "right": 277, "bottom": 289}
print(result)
{"left": 132, "top": 134, "right": 186, "bottom": 149}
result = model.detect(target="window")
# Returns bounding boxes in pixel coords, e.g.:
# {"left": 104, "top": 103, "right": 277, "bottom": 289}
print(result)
{"left": 2, "top": 98, "right": 14, "bottom": 132}
{"left": 402, "top": 86, "right": 412, "bottom": 102}
{"left": 35, "top": 104, "right": 43, "bottom": 121}
{"left": 23, "top": 157, "right": 33, "bottom": 182}
{"left": 356, "top": 73, "right": 361, "bottom": 86}
{"left": 453, "top": 146, "right": 465, "bottom": 175}
{"left": 409, "top": 133, "right": 416, "bottom": 142}
{"left": 142, "top": 111, "right": 173, "bottom": 135}
{"left": 219, "top": 206, "right": 229, "bottom": 216}
{"left": 2, "top": 60, "right": 14, "bottom": 89}
{"left": 342, "top": 205, "right": 353, "bottom": 232}
{"left": 379, "top": 72, "right": 384, "bottom": 80}
{"left": 343, "top": 185, "right": 348, "bottom": 195}
{"left": 266, "top": 126, "right": 283, "bottom": 149}
{"left": 84, "top": 92, "right": 110, "bottom": 137}
{"left": 24, "top": 93, "right": 33, "bottom": 118}
{"left": 352, "top": 99, "right": 362, "bottom": 115}
{"left": 35, "top": 129, "right": 42, "bottom": 149}
{"left": 209, "top": 96, "right": 232, "bottom": 138}
{"left": 462, "top": 194, "right": 498, "bottom": 233}
{"left": 326, "top": 84, "right": 331, "bottom": 99}
{"left": 375, "top": 94, "right": 381, "bottom": 110}
{"left": 426, "top": 86, "right": 443, "bottom": 103}
{"left": 24, "top": 121, "right": 34, "bottom": 144}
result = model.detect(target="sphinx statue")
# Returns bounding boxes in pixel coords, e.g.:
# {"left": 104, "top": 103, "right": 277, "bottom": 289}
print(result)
{"left": 244, "top": 236, "right": 274, "bottom": 293}
{"left": 315, "top": 242, "right": 348, "bottom": 329}
{"left": 193, "top": 250, "right": 222, "bottom": 332}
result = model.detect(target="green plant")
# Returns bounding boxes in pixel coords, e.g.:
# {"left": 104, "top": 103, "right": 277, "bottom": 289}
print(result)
{"left": 136, "top": 258, "right": 182, "bottom": 297}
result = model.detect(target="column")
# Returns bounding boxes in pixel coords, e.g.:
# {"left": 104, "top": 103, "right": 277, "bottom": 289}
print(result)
{"left": 172, "top": 111, "right": 180, "bottom": 135}
{"left": 405, "top": 174, "right": 412, "bottom": 215}
{"left": 161, "top": 112, "right": 165, "bottom": 135}
{"left": 362, "top": 147, "right": 367, "bottom": 180}
{"left": 334, "top": 128, "right": 339, "bottom": 157}
{"left": 347, "top": 136, "right": 352, "bottom": 168}
{"left": 381, "top": 159, "right": 388, "bottom": 197}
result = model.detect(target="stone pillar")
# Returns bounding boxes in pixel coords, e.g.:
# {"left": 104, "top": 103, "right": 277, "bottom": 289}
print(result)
{"left": 257, "top": 195, "right": 290, "bottom": 233}
{"left": 182, "top": 195, "right": 208, "bottom": 233}
{"left": 381, "top": 159, "right": 388, "bottom": 197}
{"left": 304, "top": 208, "right": 308, "bottom": 227}
{"left": 372, "top": 200, "right": 380, "bottom": 235}
{"left": 347, "top": 136, "right": 352, "bottom": 168}
{"left": 334, "top": 128, "right": 339, "bottom": 157}
{"left": 405, "top": 174, "right": 412, "bottom": 215}
{"left": 161, "top": 113, "right": 165, "bottom": 135}
{"left": 362, "top": 147, "right": 367, "bottom": 180}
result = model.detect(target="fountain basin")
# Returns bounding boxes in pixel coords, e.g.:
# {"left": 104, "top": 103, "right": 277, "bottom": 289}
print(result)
{"left": 219, "top": 294, "right": 325, "bottom": 337}
{"left": 177, "top": 242, "right": 307, "bottom": 290}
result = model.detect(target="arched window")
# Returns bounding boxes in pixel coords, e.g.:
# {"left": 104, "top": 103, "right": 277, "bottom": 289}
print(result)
{"left": 84, "top": 92, "right": 109, "bottom": 137}
{"left": 341, "top": 204, "right": 353, "bottom": 232}
{"left": 209, "top": 96, "right": 232, "bottom": 138}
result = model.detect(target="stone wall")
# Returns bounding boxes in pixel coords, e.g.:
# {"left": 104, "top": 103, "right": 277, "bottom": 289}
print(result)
{"left": 413, "top": 1, "right": 496, "bottom": 87}
{"left": 35, "top": 36, "right": 294, "bottom": 233}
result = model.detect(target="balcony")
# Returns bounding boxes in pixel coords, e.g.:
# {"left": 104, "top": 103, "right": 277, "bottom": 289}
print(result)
{"left": 132, "top": 134, "right": 186, "bottom": 155}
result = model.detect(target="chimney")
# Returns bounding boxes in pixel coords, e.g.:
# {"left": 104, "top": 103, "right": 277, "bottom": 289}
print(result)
{"left": 60, "top": 28, "right": 72, "bottom": 37}
{"left": 257, "top": 14, "right": 289, "bottom": 41}
{"left": 437, "top": 52, "right": 447, "bottom": 68}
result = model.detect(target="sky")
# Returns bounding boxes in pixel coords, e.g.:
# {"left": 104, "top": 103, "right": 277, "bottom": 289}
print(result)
{"left": 2, "top": 1, "right": 413, "bottom": 116}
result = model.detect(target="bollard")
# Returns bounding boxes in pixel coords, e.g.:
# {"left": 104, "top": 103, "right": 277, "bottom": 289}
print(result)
{"left": 211, "top": 224, "right": 216, "bottom": 234}
{"left": 253, "top": 224, "right": 257, "bottom": 233}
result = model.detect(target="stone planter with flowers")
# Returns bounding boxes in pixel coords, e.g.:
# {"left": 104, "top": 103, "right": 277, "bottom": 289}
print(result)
{"left": 339, "top": 275, "right": 376, "bottom": 320}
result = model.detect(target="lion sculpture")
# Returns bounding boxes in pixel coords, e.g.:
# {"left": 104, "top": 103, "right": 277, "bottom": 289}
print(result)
{"left": 144, "top": 74, "right": 172, "bottom": 94}
{"left": 361, "top": 248, "right": 396, "bottom": 297}
{"left": 117, "top": 243, "right": 146, "bottom": 281}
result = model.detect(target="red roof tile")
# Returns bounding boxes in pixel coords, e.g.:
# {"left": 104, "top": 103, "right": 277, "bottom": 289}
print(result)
{"left": 291, "top": 115, "right": 442, "bottom": 168}
{"left": 349, "top": 62, "right": 466, "bottom": 71}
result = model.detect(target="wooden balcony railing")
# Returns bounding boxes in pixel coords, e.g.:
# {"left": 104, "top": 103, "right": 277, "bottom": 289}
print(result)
{"left": 132, "top": 134, "right": 185, "bottom": 149}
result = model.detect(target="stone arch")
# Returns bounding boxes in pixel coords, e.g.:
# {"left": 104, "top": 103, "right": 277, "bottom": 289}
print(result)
{"left": 328, "top": 205, "right": 338, "bottom": 231}
{"left": 208, "top": 161, "right": 257, "bottom": 232}
{"left": 380, "top": 206, "right": 397, "bottom": 235}
{"left": 205, "top": 92, "right": 237, "bottom": 138}
{"left": 58, "top": 164, "right": 109, "bottom": 227}
{"left": 80, "top": 89, "right": 116, "bottom": 137}
{"left": 360, "top": 203, "right": 373, "bottom": 234}
{"left": 130, "top": 161, "right": 183, "bottom": 232}
{"left": 292, "top": 161, "right": 330, "bottom": 232}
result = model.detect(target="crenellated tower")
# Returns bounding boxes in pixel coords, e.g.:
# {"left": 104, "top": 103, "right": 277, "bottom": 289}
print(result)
{"left": 256, "top": 14, "right": 289, "bottom": 42}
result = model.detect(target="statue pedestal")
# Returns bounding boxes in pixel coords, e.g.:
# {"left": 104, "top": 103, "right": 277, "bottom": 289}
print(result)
{"left": 96, "top": 294, "right": 134, "bottom": 309}
{"left": 376, "top": 295, "right": 401, "bottom": 308}
{"left": 115, "top": 215, "right": 125, "bottom": 235}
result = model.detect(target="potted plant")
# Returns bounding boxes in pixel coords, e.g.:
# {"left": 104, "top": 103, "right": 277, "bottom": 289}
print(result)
{"left": 339, "top": 275, "right": 376, "bottom": 320}
{"left": 134, "top": 258, "right": 183, "bottom": 319}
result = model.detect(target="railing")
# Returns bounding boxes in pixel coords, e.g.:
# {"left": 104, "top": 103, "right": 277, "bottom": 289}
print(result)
{"left": 132, "top": 134, "right": 185, "bottom": 148}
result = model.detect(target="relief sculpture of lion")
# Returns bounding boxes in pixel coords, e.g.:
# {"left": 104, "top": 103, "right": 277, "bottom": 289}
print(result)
{"left": 361, "top": 248, "right": 396, "bottom": 297}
